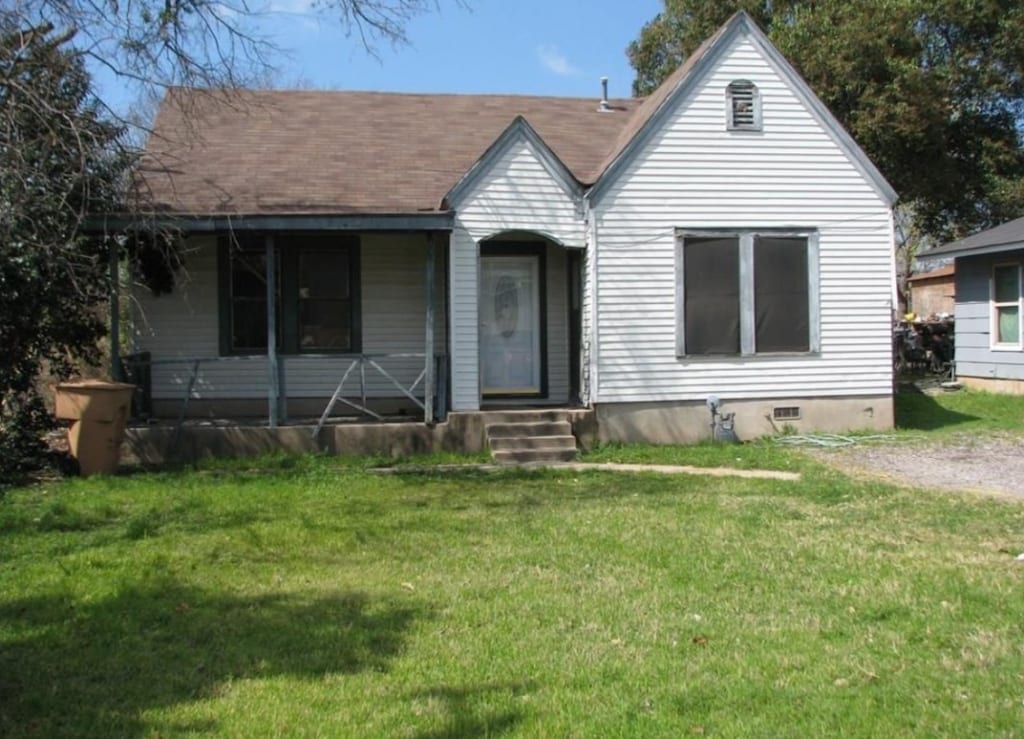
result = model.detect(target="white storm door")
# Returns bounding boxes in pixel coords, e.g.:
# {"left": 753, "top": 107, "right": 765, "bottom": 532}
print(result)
{"left": 480, "top": 255, "right": 542, "bottom": 395}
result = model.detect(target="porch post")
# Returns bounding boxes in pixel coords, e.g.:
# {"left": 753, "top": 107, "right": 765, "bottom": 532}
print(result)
{"left": 109, "top": 237, "right": 122, "bottom": 382}
{"left": 265, "top": 234, "right": 279, "bottom": 428}
{"left": 424, "top": 233, "right": 436, "bottom": 424}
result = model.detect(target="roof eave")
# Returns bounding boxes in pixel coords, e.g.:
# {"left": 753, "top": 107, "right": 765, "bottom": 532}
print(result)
{"left": 86, "top": 211, "right": 455, "bottom": 234}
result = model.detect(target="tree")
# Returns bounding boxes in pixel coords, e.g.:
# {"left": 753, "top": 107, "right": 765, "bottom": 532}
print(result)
{"left": 0, "top": 1, "right": 459, "bottom": 485}
{"left": 628, "top": 0, "right": 1024, "bottom": 243}
{"left": 0, "top": 20, "right": 130, "bottom": 483}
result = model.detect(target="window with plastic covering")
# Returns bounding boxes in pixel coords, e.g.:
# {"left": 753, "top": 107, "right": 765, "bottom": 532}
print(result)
{"left": 677, "top": 232, "right": 815, "bottom": 356}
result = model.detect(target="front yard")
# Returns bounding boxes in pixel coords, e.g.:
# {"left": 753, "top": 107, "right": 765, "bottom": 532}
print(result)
{"left": 1, "top": 391, "right": 1023, "bottom": 737}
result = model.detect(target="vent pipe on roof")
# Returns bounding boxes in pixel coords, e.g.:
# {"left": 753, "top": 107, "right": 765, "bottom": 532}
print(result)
{"left": 598, "top": 76, "right": 612, "bottom": 112}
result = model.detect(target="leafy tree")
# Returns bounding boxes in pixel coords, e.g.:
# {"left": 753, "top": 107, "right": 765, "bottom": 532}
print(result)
{"left": 628, "top": 0, "right": 1024, "bottom": 242}
{"left": 0, "top": 20, "right": 130, "bottom": 484}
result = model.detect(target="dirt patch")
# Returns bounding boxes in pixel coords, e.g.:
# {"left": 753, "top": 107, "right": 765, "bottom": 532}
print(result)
{"left": 809, "top": 433, "right": 1024, "bottom": 501}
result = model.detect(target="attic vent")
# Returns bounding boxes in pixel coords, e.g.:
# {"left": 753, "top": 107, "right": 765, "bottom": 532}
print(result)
{"left": 773, "top": 406, "right": 801, "bottom": 421}
{"left": 727, "top": 80, "right": 761, "bottom": 131}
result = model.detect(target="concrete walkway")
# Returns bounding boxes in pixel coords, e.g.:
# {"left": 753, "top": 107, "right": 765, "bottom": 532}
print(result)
{"left": 374, "top": 461, "right": 800, "bottom": 481}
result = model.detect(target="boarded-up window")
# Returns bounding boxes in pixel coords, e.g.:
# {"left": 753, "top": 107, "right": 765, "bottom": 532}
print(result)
{"left": 684, "top": 237, "right": 740, "bottom": 355}
{"left": 754, "top": 237, "right": 809, "bottom": 352}
{"left": 727, "top": 80, "right": 760, "bottom": 130}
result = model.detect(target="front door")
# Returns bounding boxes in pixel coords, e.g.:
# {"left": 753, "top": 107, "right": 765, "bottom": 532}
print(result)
{"left": 480, "top": 252, "right": 544, "bottom": 396}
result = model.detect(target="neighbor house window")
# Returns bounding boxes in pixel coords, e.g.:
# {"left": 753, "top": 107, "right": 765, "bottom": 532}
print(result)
{"left": 676, "top": 231, "right": 817, "bottom": 356}
{"left": 219, "top": 234, "right": 360, "bottom": 355}
{"left": 726, "top": 80, "right": 761, "bottom": 131}
{"left": 993, "top": 263, "right": 1022, "bottom": 347}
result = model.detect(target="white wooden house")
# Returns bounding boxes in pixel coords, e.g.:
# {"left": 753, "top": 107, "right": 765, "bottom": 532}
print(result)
{"left": 129, "top": 11, "right": 897, "bottom": 450}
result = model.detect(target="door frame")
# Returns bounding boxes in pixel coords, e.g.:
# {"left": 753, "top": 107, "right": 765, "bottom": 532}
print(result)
{"left": 479, "top": 241, "right": 548, "bottom": 399}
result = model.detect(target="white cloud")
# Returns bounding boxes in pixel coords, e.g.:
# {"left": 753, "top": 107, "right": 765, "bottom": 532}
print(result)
{"left": 537, "top": 45, "right": 580, "bottom": 77}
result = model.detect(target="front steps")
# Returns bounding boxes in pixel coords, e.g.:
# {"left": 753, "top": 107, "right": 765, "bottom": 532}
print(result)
{"left": 484, "top": 410, "right": 579, "bottom": 465}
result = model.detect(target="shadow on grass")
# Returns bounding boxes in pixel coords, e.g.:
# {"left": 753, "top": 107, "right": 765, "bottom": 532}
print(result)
{"left": 408, "top": 681, "right": 534, "bottom": 739}
{"left": 895, "top": 388, "right": 979, "bottom": 431}
{"left": 0, "top": 578, "right": 426, "bottom": 737}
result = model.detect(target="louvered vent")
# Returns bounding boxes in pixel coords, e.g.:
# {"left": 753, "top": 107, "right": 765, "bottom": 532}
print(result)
{"left": 727, "top": 80, "right": 760, "bottom": 130}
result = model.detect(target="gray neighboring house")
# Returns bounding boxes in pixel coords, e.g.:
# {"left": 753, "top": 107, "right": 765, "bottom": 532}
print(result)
{"left": 924, "top": 216, "right": 1024, "bottom": 393}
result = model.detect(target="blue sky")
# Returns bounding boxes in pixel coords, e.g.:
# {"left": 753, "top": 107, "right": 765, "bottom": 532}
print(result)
{"left": 263, "top": 0, "right": 662, "bottom": 98}
{"left": 95, "top": 0, "right": 663, "bottom": 114}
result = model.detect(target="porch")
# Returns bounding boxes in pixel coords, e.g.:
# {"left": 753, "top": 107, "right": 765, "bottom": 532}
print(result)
{"left": 124, "top": 221, "right": 582, "bottom": 429}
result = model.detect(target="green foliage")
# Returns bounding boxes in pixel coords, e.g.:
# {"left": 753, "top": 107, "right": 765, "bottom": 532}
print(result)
{"left": 0, "top": 19, "right": 130, "bottom": 485}
{"left": 628, "top": 0, "right": 1024, "bottom": 241}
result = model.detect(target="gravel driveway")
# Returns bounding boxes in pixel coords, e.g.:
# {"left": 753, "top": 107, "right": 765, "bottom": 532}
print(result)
{"left": 812, "top": 433, "right": 1024, "bottom": 500}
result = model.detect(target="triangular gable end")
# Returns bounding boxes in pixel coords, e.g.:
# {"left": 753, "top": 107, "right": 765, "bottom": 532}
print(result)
{"left": 443, "top": 115, "right": 582, "bottom": 209}
{"left": 587, "top": 11, "right": 898, "bottom": 207}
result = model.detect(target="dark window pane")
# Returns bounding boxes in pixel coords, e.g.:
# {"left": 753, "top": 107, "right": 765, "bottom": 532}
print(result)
{"left": 300, "top": 251, "right": 350, "bottom": 299}
{"left": 994, "top": 265, "right": 1019, "bottom": 303}
{"left": 227, "top": 244, "right": 278, "bottom": 353}
{"left": 754, "top": 237, "right": 809, "bottom": 352}
{"left": 684, "top": 237, "right": 740, "bottom": 355}
{"left": 297, "top": 246, "right": 354, "bottom": 352}
{"left": 232, "top": 299, "right": 268, "bottom": 351}
{"left": 232, "top": 252, "right": 268, "bottom": 298}
{"left": 299, "top": 300, "right": 352, "bottom": 350}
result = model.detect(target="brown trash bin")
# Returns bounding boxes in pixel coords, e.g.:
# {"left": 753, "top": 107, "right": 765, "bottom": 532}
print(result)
{"left": 54, "top": 380, "right": 136, "bottom": 476}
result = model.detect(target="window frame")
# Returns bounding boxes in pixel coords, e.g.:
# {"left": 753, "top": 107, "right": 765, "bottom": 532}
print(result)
{"left": 726, "top": 79, "right": 762, "bottom": 132}
{"left": 674, "top": 228, "right": 820, "bottom": 358}
{"left": 991, "top": 262, "right": 1022, "bottom": 350}
{"left": 218, "top": 233, "right": 361, "bottom": 357}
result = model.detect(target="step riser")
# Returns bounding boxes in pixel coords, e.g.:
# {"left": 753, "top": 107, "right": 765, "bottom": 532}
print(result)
{"left": 486, "top": 421, "right": 572, "bottom": 438}
{"left": 492, "top": 449, "right": 578, "bottom": 465}
{"left": 478, "top": 410, "right": 573, "bottom": 425}
{"left": 489, "top": 435, "right": 577, "bottom": 452}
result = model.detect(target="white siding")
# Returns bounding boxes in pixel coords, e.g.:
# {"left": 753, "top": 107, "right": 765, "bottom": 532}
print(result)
{"left": 449, "top": 136, "right": 583, "bottom": 410}
{"left": 591, "top": 33, "right": 894, "bottom": 403}
{"left": 132, "top": 233, "right": 446, "bottom": 401}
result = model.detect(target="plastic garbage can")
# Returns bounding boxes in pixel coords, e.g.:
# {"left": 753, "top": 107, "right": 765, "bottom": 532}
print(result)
{"left": 54, "top": 380, "right": 136, "bottom": 476}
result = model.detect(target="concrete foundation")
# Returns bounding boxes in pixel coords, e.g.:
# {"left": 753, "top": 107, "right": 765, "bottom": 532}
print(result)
{"left": 124, "top": 409, "right": 597, "bottom": 466}
{"left": 595, "top": 395, "right": 893, "bottom": 445}
{"left": 959, "top": 376, "right": 1024, "bottom": 395}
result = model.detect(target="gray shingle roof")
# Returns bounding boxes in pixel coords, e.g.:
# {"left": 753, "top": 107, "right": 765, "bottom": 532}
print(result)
{"left": 924, "top": 216, "right": 1024, "bottom": 259}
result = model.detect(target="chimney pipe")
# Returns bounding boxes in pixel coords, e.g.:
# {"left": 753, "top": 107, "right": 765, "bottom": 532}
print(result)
{"left": 598, "top": 76, "right": 611, "bottom": 112}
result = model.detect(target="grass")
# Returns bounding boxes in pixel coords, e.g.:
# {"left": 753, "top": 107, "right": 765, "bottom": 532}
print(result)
{"left": 1, "top": 391, "right": 1023, "bottom": 737}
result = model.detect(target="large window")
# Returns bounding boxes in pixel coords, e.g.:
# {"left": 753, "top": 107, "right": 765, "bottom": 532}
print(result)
{"left": 677, "top": 231, "right": 817, "bottom": 357}
{"left": 219, "top": 234, "right": 360, "bottom": 355}
{"left": 993, "top": 263, "right": 1022, "bottom": 348}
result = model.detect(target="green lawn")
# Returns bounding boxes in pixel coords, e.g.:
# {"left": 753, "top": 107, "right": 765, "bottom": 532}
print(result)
{"left": 1, "top": 392, "right": 1023, "bottom": 737}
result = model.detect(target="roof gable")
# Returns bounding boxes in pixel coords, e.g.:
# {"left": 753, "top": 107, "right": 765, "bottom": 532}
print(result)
{"left": 587, "top": 11, "right": 898, "bottom": 206}
{"left": 444, "top": 116, "right": 581, "bottom": 209}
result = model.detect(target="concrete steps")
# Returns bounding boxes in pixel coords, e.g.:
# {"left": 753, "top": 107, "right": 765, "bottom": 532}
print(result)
{"left": 485, "top": 413, "right": 578, "bottom": 465}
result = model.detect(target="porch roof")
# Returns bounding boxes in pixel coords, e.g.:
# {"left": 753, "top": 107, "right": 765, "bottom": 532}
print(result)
{"left": 140, "top": 89, "right": 643, "bottom": 217}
